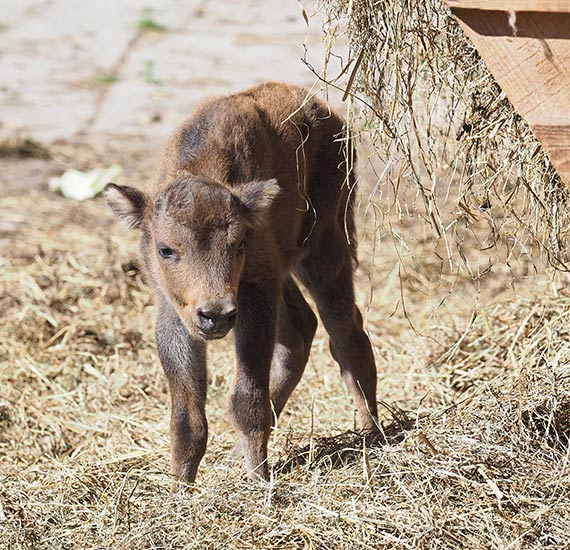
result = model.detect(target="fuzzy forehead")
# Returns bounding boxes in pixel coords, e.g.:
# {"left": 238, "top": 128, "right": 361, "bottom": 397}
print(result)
{"left": 152, "top": 176, "right": 244, "bottom": 241}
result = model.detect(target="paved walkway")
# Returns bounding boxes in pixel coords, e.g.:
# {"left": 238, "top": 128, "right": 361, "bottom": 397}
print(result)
{"left": 1, "top": 0, "right": 340, "bottom": 145}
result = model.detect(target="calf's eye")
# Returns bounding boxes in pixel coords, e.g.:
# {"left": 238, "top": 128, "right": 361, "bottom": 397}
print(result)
{"left": 237, "top": 240, "right": 246, "bottom": 254}
{"left": 158, "top": 246, "right": 176, "bottom": 259}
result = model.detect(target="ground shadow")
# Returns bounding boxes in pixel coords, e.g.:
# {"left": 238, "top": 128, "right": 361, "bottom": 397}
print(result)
{"left": 274, "top": 407, "right": 414, "bottom": 475}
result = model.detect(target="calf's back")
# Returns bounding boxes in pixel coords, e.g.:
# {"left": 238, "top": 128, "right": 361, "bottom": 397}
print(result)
{"left": 155, "top": 81, "right": 353, "bottom": 270}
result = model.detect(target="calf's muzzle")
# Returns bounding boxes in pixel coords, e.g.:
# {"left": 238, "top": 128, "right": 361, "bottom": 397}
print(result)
{"left": 196, "top": 297, "right": 238, "bottom": 338}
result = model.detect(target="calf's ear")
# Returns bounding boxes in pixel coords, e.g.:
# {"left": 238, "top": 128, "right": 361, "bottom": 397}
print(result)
{"left": 104, "top": 183, "right": 148, "bottom": 229}
{"left": 234, "top": 179, "right": 280, "bottom": 227}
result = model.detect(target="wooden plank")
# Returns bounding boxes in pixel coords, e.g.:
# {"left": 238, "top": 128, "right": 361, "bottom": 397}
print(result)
{"left": 446, "top": 1, "right": 570, "bottom": 12}
{"left": 445, "top": 5, "right": 570, "bottom": 187}
{"left": 533, "top": 125, "right": 570, "bottom": 177}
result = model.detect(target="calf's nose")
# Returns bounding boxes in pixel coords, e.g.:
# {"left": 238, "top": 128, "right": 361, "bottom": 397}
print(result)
{"left": 196, "top": 299, "right": 238, "bottom": 334}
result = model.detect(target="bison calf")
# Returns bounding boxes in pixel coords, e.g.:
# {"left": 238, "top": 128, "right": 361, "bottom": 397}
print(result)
{"left": 105, "top": 82, "right": 378, "bottom": 486}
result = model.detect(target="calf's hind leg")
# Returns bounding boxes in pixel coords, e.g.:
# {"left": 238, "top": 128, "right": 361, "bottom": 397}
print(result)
{"left": 269, "top": 278, "right": 317, "bottom": 419}
{"left": 296, "top": 233, "right": 378, "bottom": 430}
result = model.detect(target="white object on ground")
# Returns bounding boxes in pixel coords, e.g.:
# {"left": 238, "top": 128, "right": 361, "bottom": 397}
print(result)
{"left": 49, "top": 164, "right": 122, "bottom": 200}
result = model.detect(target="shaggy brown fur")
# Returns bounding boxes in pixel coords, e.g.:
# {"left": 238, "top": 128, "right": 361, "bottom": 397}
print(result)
{"left": 105, "top": 82, "right": 378, "bottom": 487}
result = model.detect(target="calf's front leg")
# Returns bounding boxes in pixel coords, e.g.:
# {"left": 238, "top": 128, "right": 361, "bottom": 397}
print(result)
{"left": 156, "top": 295, "right": 208, "bottom": 490}
{"left": 229, "top": 280, "right": 279, "bottom": 481}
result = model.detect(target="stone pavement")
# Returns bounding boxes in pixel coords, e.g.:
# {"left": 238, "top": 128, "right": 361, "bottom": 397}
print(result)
{"left": 1, "top": 0, "right": 343, "bottom": 145}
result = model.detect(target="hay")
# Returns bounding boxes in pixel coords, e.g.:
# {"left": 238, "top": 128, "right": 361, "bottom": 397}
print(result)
{"left": 318, "top": 0, "right": 570, "bottom": 275}
{"left": 0, "top": 136, "right": 51, "bottom": 159}
{"left": 1, "top": 147, "right": 570, "bottom": 548}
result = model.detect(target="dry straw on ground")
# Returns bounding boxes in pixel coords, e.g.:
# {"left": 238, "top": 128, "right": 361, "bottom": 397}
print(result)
{"left": 2, "top": 1, "right": 570, "bottom": 548}
{"left": 1, "top": 186, "right": 569, "bottom": 549}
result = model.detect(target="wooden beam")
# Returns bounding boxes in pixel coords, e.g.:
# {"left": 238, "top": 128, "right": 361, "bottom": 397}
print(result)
{"left": 445, "top": 3, "right": 570, "bottom": 187}
{"left": 446, "top": 1, "right": 570, "bottom": 12}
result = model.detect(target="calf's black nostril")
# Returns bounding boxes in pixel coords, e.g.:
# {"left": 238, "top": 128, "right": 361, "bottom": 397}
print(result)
{"left": 197, "top": 309, "right": 215, "bottom": 327}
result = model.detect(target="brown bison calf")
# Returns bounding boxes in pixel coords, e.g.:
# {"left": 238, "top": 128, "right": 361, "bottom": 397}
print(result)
{"left": 105, "top": 82, "right": 378, "bottom": 486}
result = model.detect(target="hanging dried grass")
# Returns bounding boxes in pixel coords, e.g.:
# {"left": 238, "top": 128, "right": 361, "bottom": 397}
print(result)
{"left": 317, "top": 0, "right": 570, "bottom": 278}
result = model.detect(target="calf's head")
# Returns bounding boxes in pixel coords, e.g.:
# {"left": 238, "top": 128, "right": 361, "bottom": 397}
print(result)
{"left": 105, "top": 175, "right": 279, "bottom": 340}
